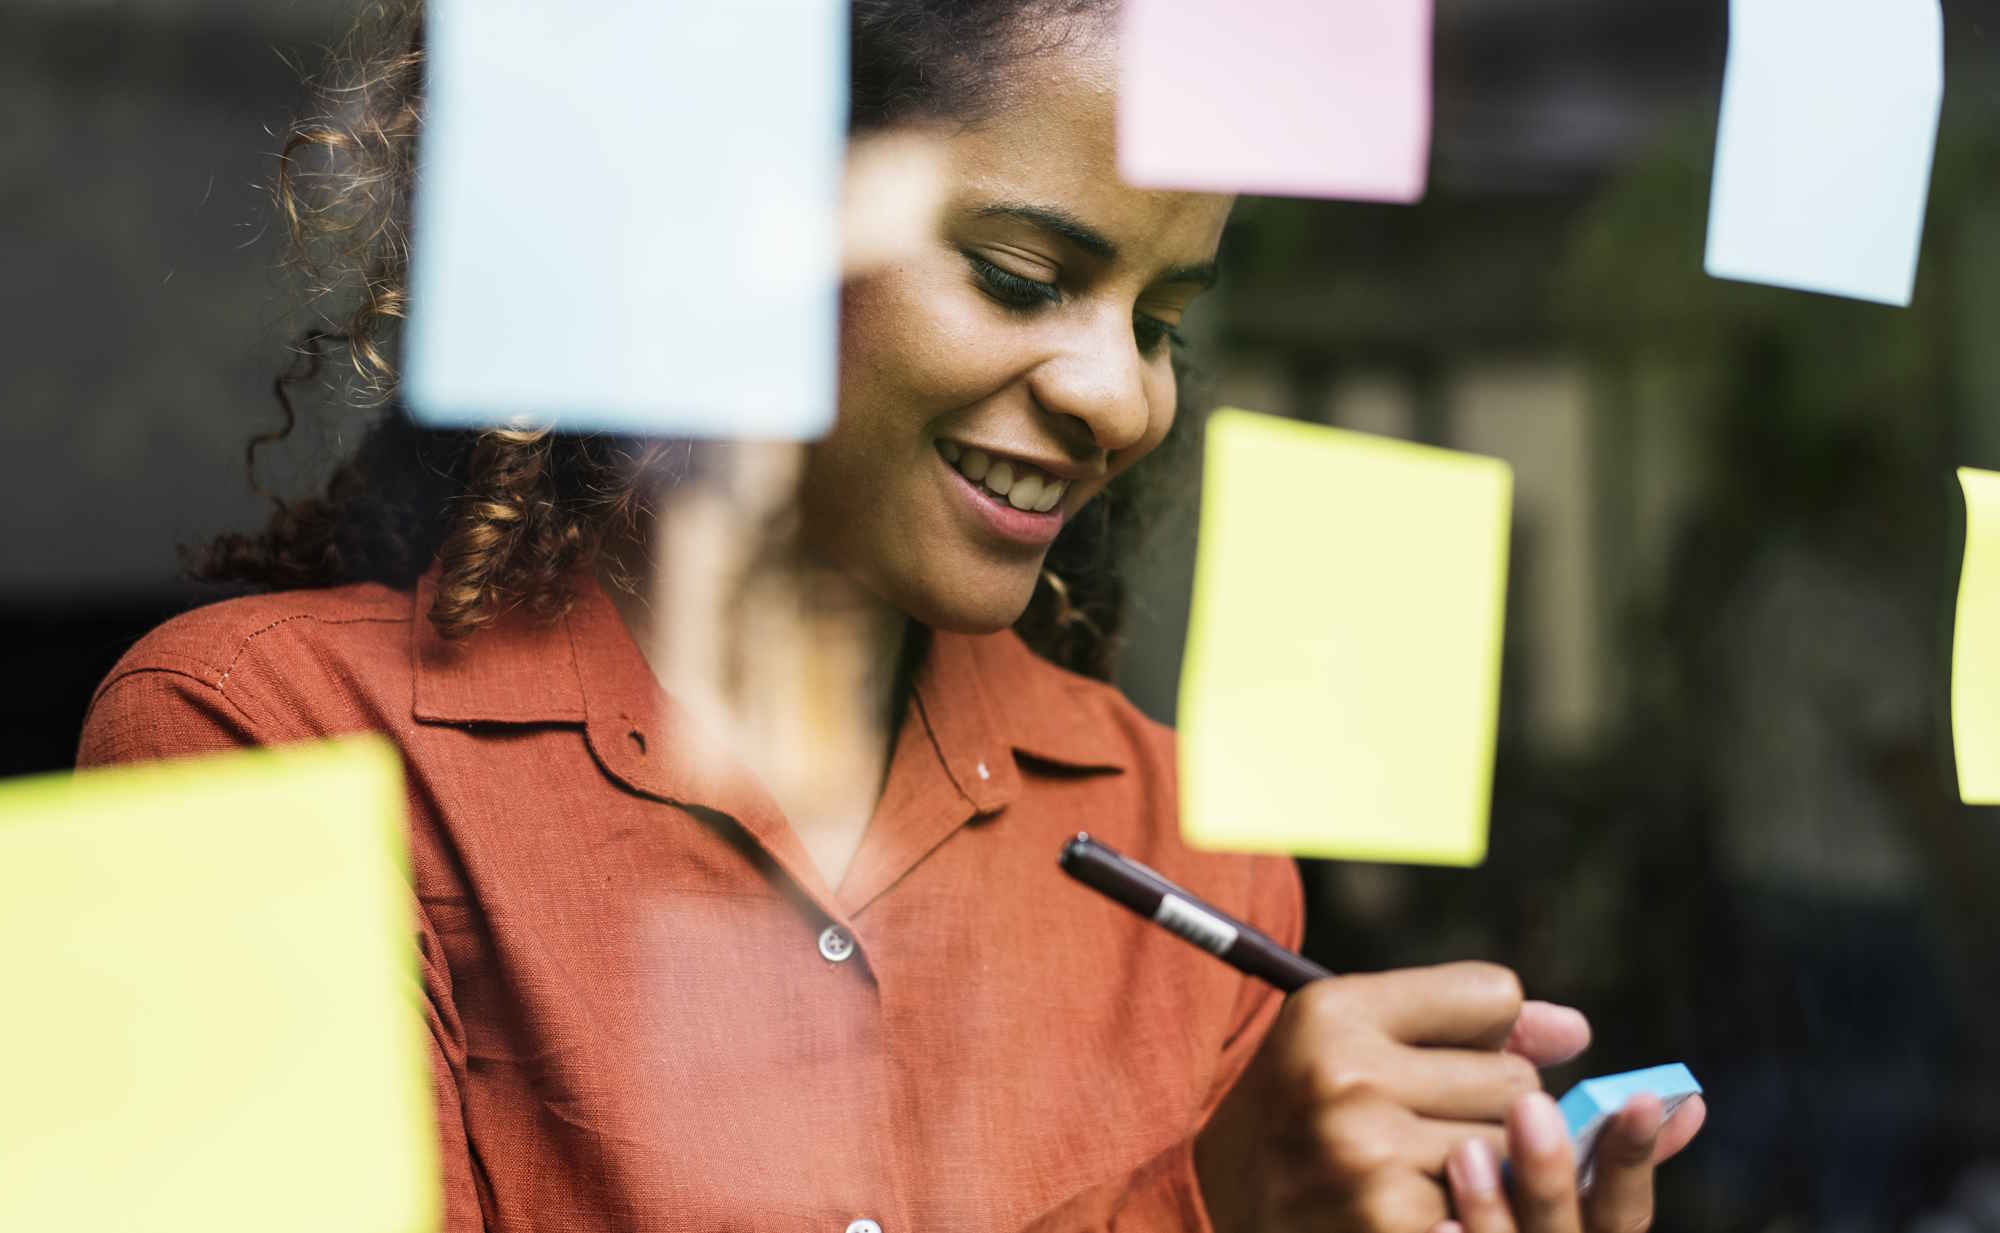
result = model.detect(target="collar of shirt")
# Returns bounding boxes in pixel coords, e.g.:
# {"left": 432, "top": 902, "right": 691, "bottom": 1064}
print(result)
{"left": 406, "top": 568, "right": 1130, "bottom": 915}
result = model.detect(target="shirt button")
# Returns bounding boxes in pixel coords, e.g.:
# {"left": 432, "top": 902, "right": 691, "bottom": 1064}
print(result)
{"left": 818, "top": 925, "right": 856, "bottom": 963}
{"left": 845, "top": 1221, "right": 882, "bottom": 1233}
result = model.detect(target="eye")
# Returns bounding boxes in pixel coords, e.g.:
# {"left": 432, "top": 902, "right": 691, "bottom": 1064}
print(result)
{"left": 965, "top": 252, "right": 1060, "bottom": 311}
{"left": 1133, "top": 313, "right": 1188, "bottom": 357}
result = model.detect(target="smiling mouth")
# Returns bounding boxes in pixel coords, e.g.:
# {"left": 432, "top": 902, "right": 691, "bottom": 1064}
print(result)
{"left": 937, "top": 440, "right": 1068, "bottom": 513}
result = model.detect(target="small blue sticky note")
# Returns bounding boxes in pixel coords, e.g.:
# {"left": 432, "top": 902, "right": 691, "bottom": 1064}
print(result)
{"left": 1558, "top": 1064, "right": 1703, "bottom": 1185}
{"left": 406, "top": 0, "right": 847, "bottom": 436}
{"left": 1704, "top": 0, "right": 1943, "bottom": 306}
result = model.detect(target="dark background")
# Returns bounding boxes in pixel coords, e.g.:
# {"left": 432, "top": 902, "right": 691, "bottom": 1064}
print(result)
{"left": 6, "top": 1, "right": 2000, "bottom": 1228}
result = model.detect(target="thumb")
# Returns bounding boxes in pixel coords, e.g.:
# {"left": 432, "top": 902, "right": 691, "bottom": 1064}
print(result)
{"left": 1504, "top": 1000, "right": 1591, "bottom": 1066}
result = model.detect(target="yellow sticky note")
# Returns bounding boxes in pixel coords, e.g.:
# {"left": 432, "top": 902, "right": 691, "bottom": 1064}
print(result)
{"left": 1954, "top": 467, "right": 2000, "bottom": 804}
{"left": 1179, "top": 408, "right": 1513, "bottom": 865}
{"left": 0, "top": 737, "right": 439, "bottom": 1233}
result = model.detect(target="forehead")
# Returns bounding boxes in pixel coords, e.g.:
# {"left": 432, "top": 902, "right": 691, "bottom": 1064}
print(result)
{"left": 940, "top": 22, "right": 1231, "bottom": 263}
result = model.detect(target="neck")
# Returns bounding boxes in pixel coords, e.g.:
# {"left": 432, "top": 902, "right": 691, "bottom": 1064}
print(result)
{"left": 601, "top": 446, "right": 912, "bottom": 889}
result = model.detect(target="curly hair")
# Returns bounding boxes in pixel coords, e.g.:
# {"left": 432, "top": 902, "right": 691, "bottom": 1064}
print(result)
{"left": 198, "top": 0, "right": 1199, "bottom": 681}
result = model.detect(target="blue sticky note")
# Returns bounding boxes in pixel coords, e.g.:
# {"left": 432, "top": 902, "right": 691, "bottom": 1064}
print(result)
{"left": 406, "top": 0, "right": 847, "bottom": 436}
{"left": 1558, "top": 1064, "right": 1703, "bottom": 1185}
{"left": 1704, "top": 0, "right": 1943, "bottom": 306}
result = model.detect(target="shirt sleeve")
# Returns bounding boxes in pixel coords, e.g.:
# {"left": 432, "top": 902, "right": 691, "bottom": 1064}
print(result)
{"left": 1013, "top": 853, "right": 1305, "bottom": 1233}
{"left": 77, "top": 668, "right": 491, "bottom": 1233}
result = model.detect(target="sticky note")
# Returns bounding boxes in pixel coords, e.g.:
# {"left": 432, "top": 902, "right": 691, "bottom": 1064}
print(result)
{"left": 0, "top": 737, "right": 438, "bottom": 1233}
{"left": 1559, "top": 1064, "right": 1703, "bottom": 1187}
{"left": 1954, "top": 467, "right": 2000, "bottom": 804}
{"left": 1178, "top": 409, "right": 1511, "bottom": 865}
{"left": 1118, "top": 0, "right": 1432, "bottom": 202}
{"left": 1704, "top": 0, "right": 1944, "bottom": 306}
{"left": 406, "top": 0, "right": 847, "bottom": 436}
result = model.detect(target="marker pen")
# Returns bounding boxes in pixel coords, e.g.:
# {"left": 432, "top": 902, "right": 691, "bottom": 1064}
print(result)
{"left": 1058, "top": 832, "right": 1330, "bottom": 991}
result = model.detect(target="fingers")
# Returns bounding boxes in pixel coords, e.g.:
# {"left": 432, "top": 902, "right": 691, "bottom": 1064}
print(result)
{"left": 1583, "top": 1094, "right": 1662, "bottom": 1233}
{"left": 1318, "top": 962, "right": 1527, "bottom": 1046}
{"left": 1653, "top": 1094, "right": 1706, "bottom": 1164}
{"left": 1315, "top": 1088, "right": 1511, "bottom": 1178}
{"left": 1503, "top": 1001, "right": 1592, "bottom": 1066}
{"left": 1447, "top": 1094, "right": 1666, "bottom": 1233}
{"left": 1390, "top": 1046, "right": 1545, "bottom": 1121}
{"left": 1505, "top": 1092, "right": 1583, "bottom": 1233}
{"left": 1282, "top": 971, "right": 1546, "bottom": 1129}
{"left": 1405, "top": 1118, "right": 1513, "bottom": 1177}
{"left": 1445, "top": 1137, "right": 1515, "bottom": 1233}
{"left": 1340, "top": 1170, "right": 1453, "bottom": 1233}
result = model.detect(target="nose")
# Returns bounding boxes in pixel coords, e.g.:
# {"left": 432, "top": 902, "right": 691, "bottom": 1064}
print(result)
{"left": 1024, "top": 307, "right": 1153, "bottom": 455}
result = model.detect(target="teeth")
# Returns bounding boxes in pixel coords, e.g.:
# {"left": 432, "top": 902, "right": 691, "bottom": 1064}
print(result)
{"left": 946, "top": 446, "right": 1068, "bottom": 514}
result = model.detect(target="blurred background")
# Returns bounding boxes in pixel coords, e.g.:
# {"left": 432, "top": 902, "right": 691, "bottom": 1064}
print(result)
{"left": 5, "top": 0, "right": 1999, "bottom": 1229}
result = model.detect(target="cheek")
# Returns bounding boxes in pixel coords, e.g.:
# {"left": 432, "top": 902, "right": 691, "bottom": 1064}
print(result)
{"left": 836, "top": 274, "right": 914, "bottom": 398}
{"left": 811, "top": 271, "right": 1010, "bottom": 546}
{"left": 838, "top": 266, "right": 1011, "bottom": 425}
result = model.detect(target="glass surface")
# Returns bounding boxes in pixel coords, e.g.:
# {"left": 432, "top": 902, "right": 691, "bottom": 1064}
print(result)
{"left": 3, "top": 0, "right": 1997, "bottom": 1227}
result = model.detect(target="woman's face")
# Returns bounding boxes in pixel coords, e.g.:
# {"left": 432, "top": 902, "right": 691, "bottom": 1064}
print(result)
{"left": 803, "top": 25, "right": 1233, "bottom": 633}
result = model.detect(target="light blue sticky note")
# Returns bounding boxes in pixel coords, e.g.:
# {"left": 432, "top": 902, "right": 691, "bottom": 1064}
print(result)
{"left": 1704, "top": 0, "right": 1943, "bottom": 307}
{"left": 1558, "top": 1064, "right": 1703, "bottom": 1186}
{"left": 406, "top": 0, "right": 847, "bottom": 436}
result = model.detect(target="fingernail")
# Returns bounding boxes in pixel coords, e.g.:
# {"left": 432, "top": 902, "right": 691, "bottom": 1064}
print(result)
{"left": 1448, "top": 1138, "right": 1500, "bottom": 1196}
{"left": 1621, "top": 1093, "right": 1664, "bottom": 1141}
{"left": 1514, "top": 1092, "right": 1567, "bottom": 1157}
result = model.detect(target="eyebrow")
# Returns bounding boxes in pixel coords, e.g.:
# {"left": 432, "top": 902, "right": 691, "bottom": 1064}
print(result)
{"left": 971, "top": 202, "right": 1220, "bottom": 290}
{"left": 1157, "top": 260, "right": 1220, "bottom": 291}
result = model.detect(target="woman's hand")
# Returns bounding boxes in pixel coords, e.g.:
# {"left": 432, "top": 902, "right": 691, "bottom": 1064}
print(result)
{"left": 1193, "top": 962, "right": 1700, "bottom": 1233}
{"left": 1437, "top": 1090, "right": 1707, "bottom": 1233}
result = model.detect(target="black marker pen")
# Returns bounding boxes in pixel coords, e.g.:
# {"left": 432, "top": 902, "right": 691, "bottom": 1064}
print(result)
{"left": 1058, "top": 832, "right": 1330, "bottom": 992}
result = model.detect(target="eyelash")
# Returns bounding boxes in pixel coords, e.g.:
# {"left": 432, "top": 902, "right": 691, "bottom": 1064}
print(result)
{"left": 964, "top": 253, "right": 1188, "bottom": 357}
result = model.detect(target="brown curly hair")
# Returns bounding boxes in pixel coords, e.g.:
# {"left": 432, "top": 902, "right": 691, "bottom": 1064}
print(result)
{"left": 198, "top": 0, "right": 1200, "bottom": 681}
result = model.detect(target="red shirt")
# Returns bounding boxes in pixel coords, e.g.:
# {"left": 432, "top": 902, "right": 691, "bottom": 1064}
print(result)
{"left": 78, "top": 573, "right": 1301, "bottom": 1232}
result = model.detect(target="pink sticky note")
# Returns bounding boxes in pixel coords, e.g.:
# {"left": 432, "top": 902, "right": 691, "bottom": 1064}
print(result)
{"left": 1119, "top": 0, "right": 1433, "bottom": 203}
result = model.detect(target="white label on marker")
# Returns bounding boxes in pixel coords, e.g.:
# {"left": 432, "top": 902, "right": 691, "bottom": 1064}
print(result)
{"left": 1152, "top": 894, "right": 1240, "bottom": 956}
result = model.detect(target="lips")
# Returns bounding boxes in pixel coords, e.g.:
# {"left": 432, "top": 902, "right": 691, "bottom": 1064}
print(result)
{"left": 937, "top": 440, "right": 1067, "bottom": 513}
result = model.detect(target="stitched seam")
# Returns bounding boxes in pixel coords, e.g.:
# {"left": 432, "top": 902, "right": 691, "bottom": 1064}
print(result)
{"left": 96, "top": 663, "right": 226, "bottom": 695}
{"left": 88, "top": 651, "right": 227, "bottom": 709}
{"left": 90, "top": 666, "right": 263, "bottom": 734}
{"left": 216, "top": 611, "right": 406, "bottom": 694}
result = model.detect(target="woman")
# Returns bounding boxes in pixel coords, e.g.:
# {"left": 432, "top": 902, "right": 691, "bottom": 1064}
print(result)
{"left": 78, "top": 2, "right": 1701, "bottom": 1230}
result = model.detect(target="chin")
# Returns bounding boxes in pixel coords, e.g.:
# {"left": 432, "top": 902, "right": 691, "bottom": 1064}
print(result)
{"left": 882, "top": 565, "right": 1041, "bottom": 636}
